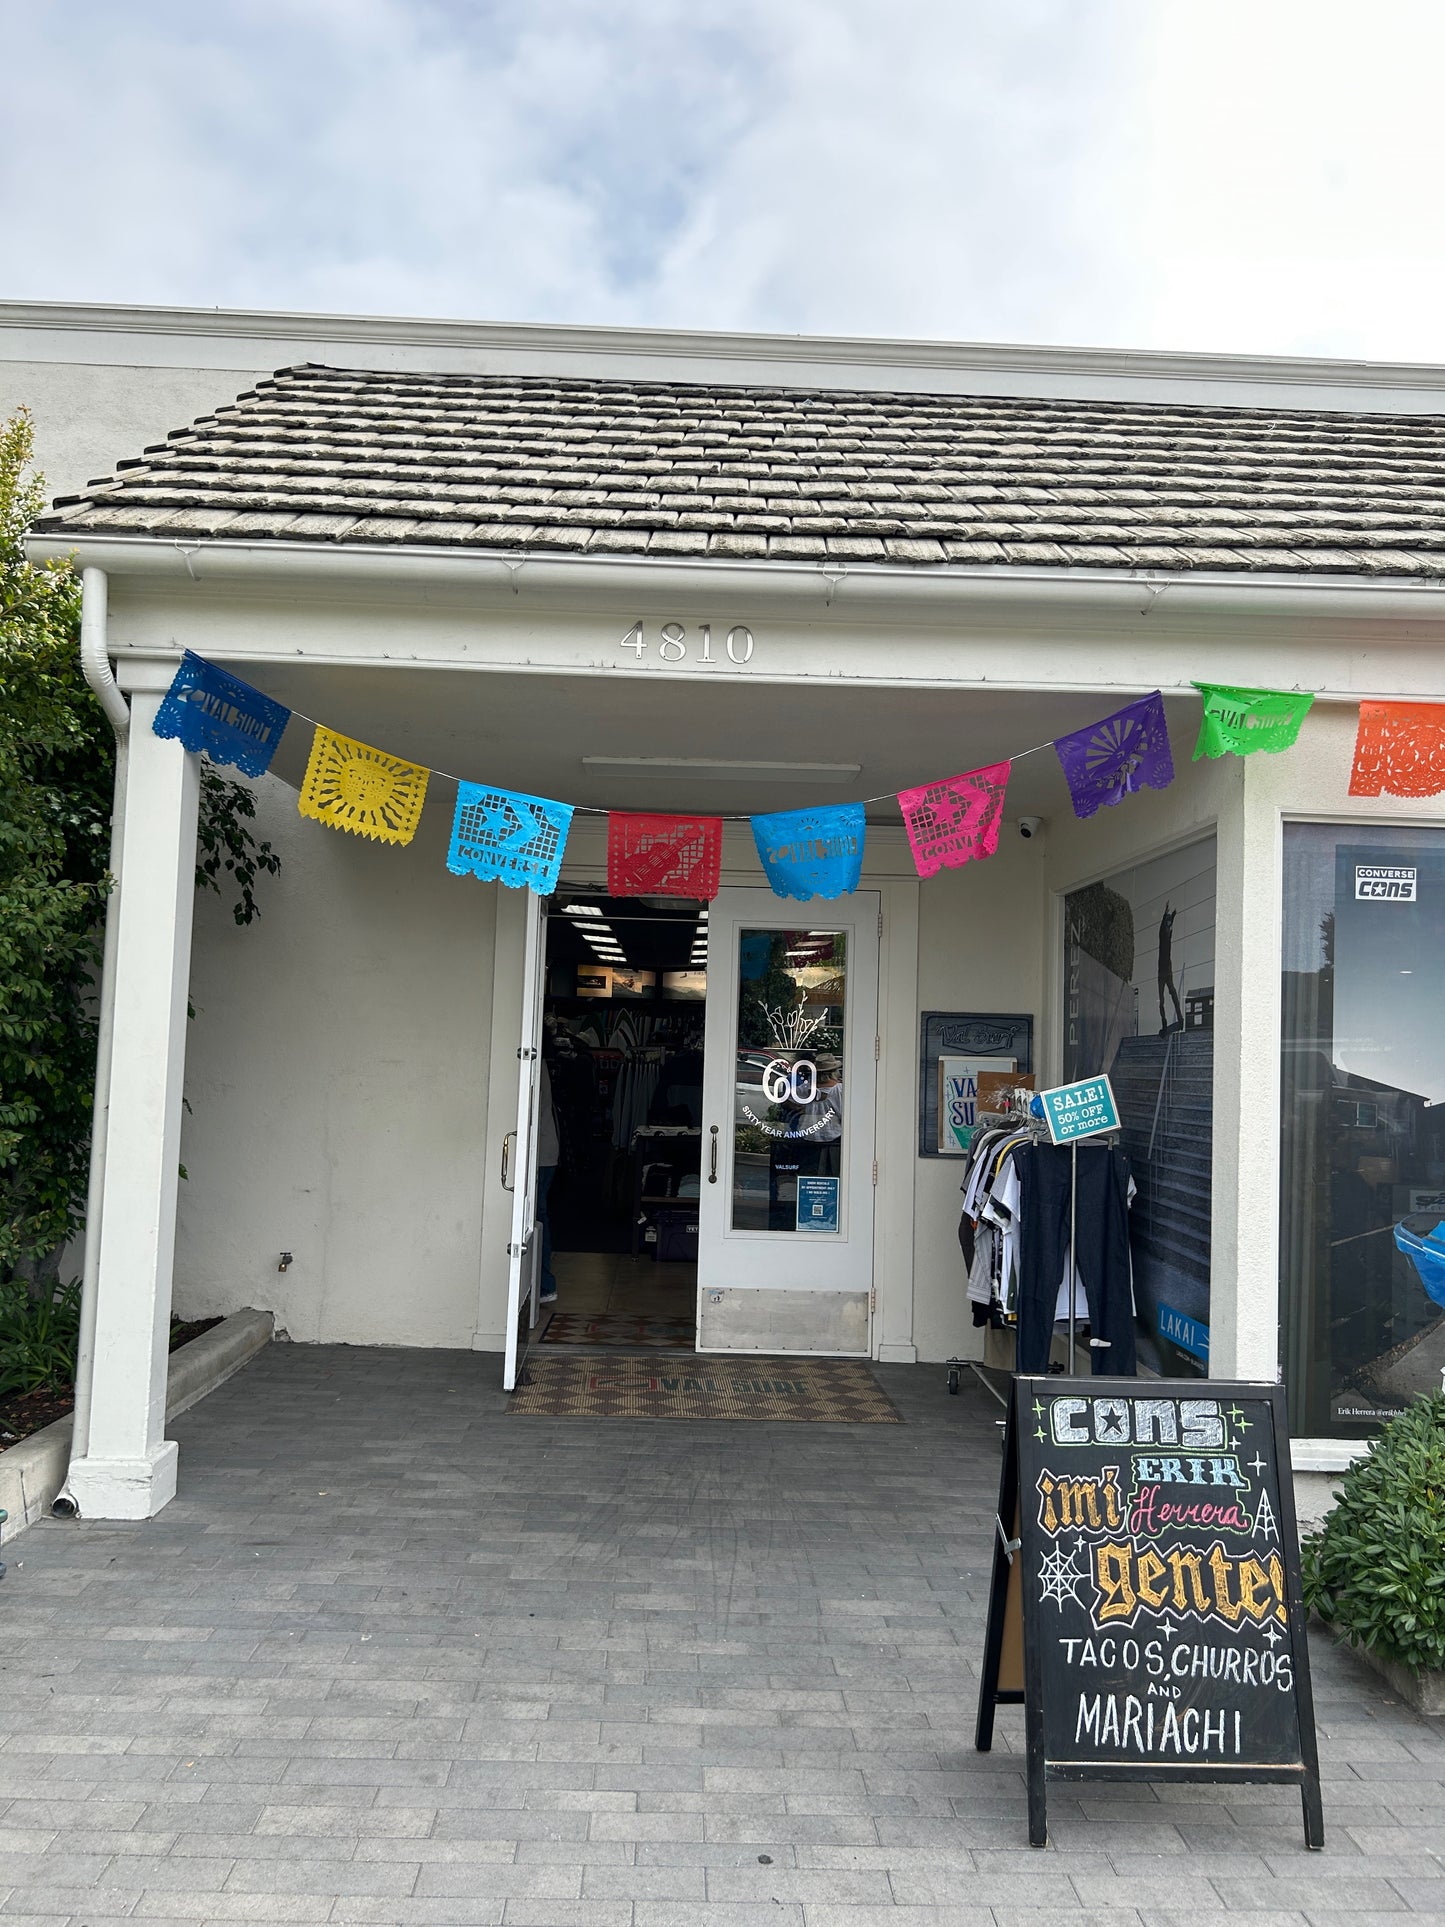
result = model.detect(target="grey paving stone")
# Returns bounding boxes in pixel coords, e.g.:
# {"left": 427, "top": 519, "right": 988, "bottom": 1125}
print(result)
{"left": 633, "top": 1907, "right": 805, "bottom": 1927}
{"left": 253, "top": 1801, "right": 432, "bottom": 1836}
{"left": 583, "top": 1864, "right": 710, "bottom": 1899}
{"left": 0, "top": 1887, "right": 144, "bottom": 1917}
{"left": 2, "top": 1347, "right": 1445, "bottom": 1926}
{"left": 325, "top": 1904, "right": 502, "bottom": 1925}
{"left": 800, "top": 1911, "right": 996, "bottom": 1927}
{"left": 130, "top": 1895, "right": 334, "bottom": 1920}
{"left": 703, "top": 1866, "right": 895, "bottom": 1902}
{"left": 412, "top": 1864, "right": 581, "bottom": 1898}
{"left": 1209, "top": 1877, "right": 1410, "bottom": 1910}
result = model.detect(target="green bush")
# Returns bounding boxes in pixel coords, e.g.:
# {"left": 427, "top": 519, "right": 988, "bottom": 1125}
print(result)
{"left": 0, "top": 1276, "right": 81, "bottom": 1395}
{"left": 1301, "top": 1393, "right": 1445, "bottom": 1673}
{"left": 1, "top": 407, "right": 279, "bottom": 1276}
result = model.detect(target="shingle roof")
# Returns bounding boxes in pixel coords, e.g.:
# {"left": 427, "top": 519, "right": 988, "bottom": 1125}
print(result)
{"left": 35, "top": 361, "right": 1445, "bottom": 577}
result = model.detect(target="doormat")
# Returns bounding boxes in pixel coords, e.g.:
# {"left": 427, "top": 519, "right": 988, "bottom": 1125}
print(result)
{"left": 508, "top": 1353, "right": 901, "bottom": 1422}
{"left": 541, "top": 1313, "right": 697, "bottom": 1350}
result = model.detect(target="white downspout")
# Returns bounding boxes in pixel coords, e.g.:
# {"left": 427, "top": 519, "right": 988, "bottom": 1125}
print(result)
{"left": 56, "top": 567, "right": 128, "bottom": 1515}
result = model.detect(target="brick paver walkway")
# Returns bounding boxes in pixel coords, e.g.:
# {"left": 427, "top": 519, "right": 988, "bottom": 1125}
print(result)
{"left": 0, "top": 1342, "right": 1441, "bottom": 1925}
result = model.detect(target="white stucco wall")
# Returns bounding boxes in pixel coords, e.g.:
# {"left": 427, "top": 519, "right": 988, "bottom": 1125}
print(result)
{"left": 177, "top": 774, "right": 498, "bottom": 1348}
{"left": 0, "top": 359, "right": 264, "bottom": 504}
{"left": 911, "top": 836, "right": 1046, "bottom": 1365}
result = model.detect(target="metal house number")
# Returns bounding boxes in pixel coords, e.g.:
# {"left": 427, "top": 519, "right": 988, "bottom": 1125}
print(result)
{"left": 618, "top": 621, "right": 755, "bottom": 666}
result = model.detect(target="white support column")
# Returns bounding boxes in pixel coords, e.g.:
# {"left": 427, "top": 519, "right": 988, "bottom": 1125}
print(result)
{"left": 67, "top": 690, "right": 200, "bottom": 1519}
{"left": 1209, "top": 756, "right": 1281, "bottom": 1381}
{"left": 875, "top": 878, "right": 921, "bottom": 1364}
{"left": 473, "top": 882, "right": 527, "bottom": 1355}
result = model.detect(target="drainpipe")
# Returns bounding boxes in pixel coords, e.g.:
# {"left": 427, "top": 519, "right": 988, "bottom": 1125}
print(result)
{"left": 54, "top": 568, "right": 129, "bottom": 1517}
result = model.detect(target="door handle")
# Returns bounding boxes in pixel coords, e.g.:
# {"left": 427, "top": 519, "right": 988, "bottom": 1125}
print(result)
{"left": 501, "top": 1131, "right": 516, "bottom": 1191}
{"left": 708, "top": 1125, "right": 719, "bottom": 1184}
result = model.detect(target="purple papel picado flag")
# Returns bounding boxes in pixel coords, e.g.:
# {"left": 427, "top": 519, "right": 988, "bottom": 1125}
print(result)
{"left": 152, "top": 650, "right": 291, "bottom": 778}
{"left": 1053, "top": 692, "right": 1175, "bottom": 820}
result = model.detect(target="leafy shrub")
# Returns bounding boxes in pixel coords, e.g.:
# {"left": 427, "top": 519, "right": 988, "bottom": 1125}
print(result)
{"left": 1, "top": 407, "right": 280, "bottom": 1273}
{"left": 1301, "top": 1393, "right": 1445, "bottom": 1673}
{"left": 0, "top": 1276, "right": 81, "bottom": 1395}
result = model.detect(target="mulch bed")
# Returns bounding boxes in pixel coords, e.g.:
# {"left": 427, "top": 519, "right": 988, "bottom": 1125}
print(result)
{"left": 0, "top": 1384, "right": 73, "bottom": 1449}
{"left": 0, "top": 1314, "right": 223, "bottom": 1451}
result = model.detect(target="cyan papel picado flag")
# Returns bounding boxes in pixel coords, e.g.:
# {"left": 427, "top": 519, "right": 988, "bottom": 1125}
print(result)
{"left": 446, "top": 782, "right": 575, "bottom": 894}
{"left": 750, "top": 803, "right": 866, "bottom": 902}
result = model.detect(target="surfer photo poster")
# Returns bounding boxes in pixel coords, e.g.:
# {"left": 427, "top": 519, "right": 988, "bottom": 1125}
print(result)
{"left": 937, "top": 1056, "right": 1012, "bottom": 1154}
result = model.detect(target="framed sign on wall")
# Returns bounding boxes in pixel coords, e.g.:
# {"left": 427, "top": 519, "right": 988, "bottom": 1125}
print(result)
{"left": 918, "top": 1011, "right": 1034, "bottom": 1158}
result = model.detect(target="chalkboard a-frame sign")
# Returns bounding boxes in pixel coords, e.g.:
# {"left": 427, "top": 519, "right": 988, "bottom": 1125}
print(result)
{"left": 976, "top": 1376, "right": 1324, "bottom": 1850}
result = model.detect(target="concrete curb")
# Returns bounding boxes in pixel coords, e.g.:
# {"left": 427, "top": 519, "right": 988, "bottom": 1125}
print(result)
{"left": 0, "top": 1306, "right": 273, "bottom": 1544}
{"left": 1320, "top": 1616, "right": 1445, "bottom": 1716}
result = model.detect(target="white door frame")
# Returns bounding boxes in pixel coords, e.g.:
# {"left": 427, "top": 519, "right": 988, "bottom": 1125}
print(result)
{"left": 697, "top": 887, "right": 880, "bottom": 1352}
{"left": 502, "top": 892, "right": 548, "bottom": 1390}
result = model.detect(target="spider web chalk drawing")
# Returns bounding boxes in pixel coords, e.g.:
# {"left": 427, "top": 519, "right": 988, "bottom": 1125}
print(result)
{"left": 1037, "top": 1541, "right": 1086, "bottom": 1610}
{"left": 297, "top": 727, "right": 430, "bottom": 845}
{"left": 448, "top": 781, "right": 574, "bottom": 894}
{"left": 897, "top": 761, "right": 1010, "bottom": 877}
{"left": 608, "top": 813, "right": 723, "bottom": 899}
{"left": 1253, "top": 1489, "right": 1280, "bottom": 1544}
{"left": 153, "top": 651, "right": 291, "bottom": 778}
{"left": 1349, "top": 701, "right": 1445, "bottom": 798}
{"left": 1053, "top": 692, "right": 1175, "bottom": 820}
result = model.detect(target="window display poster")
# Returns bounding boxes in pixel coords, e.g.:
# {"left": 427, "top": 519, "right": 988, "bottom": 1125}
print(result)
{"left": 1062, "top": 837, "right": 1216, "bottom": 1376}
{"left": 1280, "top": 830, "right": 1445, "bottom": 1436}
{"left": 918, "top": 1013, "right": 1033, "bottom": 1158}
{"left": 938, "top": 1056, "right": 1014, "bottom": 1154}
{"left": 796, "top": 1175, "right": 840, "bottom": 1232}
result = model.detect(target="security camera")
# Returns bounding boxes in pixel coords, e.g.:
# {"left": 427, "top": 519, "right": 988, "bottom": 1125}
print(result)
{"left": 1018, "top": 816, "right": 1044, "bottom": 840}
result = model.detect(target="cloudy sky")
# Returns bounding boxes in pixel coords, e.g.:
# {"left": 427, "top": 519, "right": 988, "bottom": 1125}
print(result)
{"left": 7, "top": 0, "right": 1445, "bottom": 360}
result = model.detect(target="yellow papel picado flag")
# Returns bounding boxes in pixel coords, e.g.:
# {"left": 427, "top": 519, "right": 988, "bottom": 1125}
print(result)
{"left": 298, "top": 726, "right": 430, "bottom": 845}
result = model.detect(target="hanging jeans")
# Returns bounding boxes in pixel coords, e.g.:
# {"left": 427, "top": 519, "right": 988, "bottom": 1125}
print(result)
{"left": 1015, "top": 1142, "right": 1136, "bottom": 1375}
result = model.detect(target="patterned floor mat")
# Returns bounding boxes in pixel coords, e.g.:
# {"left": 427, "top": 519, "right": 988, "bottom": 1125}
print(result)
{"left": 509, "top": 1352, "right": 901, "bottom": 1422}
{"left": 541, "top": 1313, "right": 697, "bottom": 1349}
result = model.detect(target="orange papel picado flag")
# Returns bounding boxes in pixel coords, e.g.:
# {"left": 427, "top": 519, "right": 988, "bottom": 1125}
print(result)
{"left": 298, "top": 726, "right": 430, "bottom": 845}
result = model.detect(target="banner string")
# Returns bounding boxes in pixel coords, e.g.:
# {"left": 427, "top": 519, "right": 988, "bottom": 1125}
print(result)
{"left": 259, "top": 696, "right": 1069, "bottom": 821}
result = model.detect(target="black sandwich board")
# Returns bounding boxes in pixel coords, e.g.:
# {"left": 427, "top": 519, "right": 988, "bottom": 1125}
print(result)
{"left": 976, "top": 1375, "right": 1323, "bottom": 1850}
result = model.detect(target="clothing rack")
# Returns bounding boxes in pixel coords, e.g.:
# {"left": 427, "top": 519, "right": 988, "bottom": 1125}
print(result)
{"left": 961, "top": 1097, "right": 1127, "bottom": 1371}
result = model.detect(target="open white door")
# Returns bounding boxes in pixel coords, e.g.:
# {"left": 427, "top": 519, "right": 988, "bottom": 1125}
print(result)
{"left": 696, "top": 888, "right": 879, "bottom": 1355}
{"left": 502, "top": 891, "right": 548, "bottom": 1390}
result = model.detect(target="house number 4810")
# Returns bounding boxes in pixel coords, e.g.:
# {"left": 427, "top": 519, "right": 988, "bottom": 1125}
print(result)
{"left": 618, "top": 621, "right": 755, "bottom": 665}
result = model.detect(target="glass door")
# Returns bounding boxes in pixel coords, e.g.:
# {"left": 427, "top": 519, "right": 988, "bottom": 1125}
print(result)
{"left": 696, "top": 888, "right": 879, "bottom": 1353}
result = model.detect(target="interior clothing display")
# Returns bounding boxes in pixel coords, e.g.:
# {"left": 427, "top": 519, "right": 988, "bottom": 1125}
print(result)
{"left": 648, "top": 1047, "right": 705, "bottom": 1128}
{"left": 612, "top": 1050, "right": 664, "bottom": 1148}
{"left": 1016, "top": 1142, "right": 1136, "bottom": 1376}
{"left": 537, "top": 1060, "right": 560, "bottom": 1169}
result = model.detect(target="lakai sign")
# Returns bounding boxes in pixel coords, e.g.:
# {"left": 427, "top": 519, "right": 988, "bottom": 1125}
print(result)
{"left": 1038, "top": 1075, "right": 1120, "bottom": 1145}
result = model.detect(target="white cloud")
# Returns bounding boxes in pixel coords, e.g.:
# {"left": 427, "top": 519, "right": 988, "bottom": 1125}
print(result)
{"left": 1130, "top": 0, "right": 1445, "bottom": 359}
{"left": 5, "top": 0, "right": 1445, "bottom": 359}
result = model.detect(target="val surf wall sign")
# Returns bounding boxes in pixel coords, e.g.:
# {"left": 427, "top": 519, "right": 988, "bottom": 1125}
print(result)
{"left": 975, "top": 1375, "right": 1323, "bottom": 1850}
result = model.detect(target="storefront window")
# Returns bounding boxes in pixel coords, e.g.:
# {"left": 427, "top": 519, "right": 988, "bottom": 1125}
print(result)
{"left": 732, "top": 929, "right": 846, "bottom": 1233}
{"left": 1281, "top": 824, "right": 1445, "bottom": 1438}
{"left": 1063, "top": 839, "right": 1216, "bottom": 1375}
